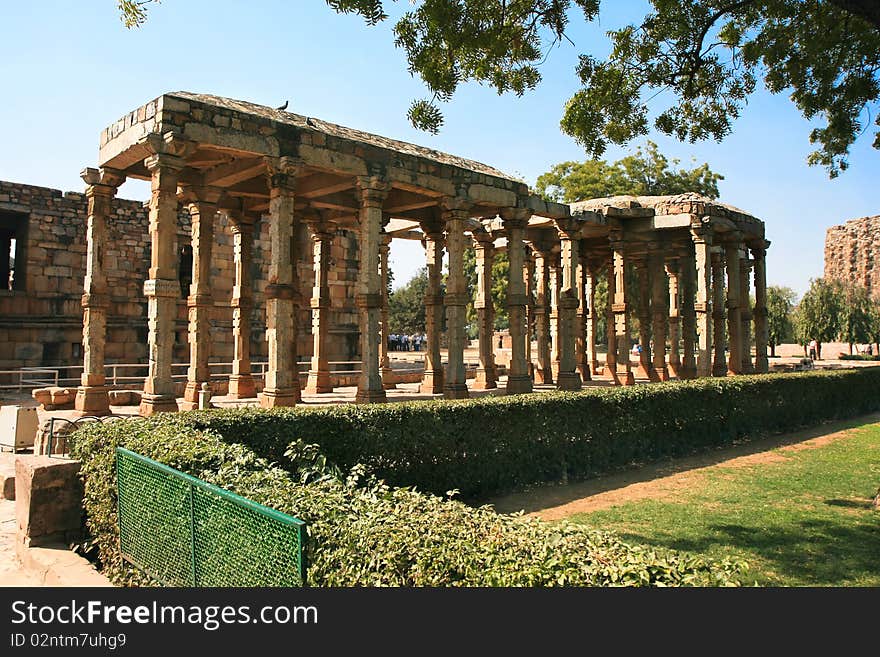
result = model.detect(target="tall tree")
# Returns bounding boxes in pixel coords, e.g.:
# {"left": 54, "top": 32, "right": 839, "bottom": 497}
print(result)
{"left": 838, "top": 283, "right": 874, "bottom": 354}
{"left": 795, "top": 278, "right": 844, "bottom": 359}
{"left": 766, "top": 285, "right": 797, "bottom": 357}
{"left": 388, "top": 268, "right": 428, "bottom": 333}
{"left": 121, "top": 2, "right": 880, "bottom": 175}
{"left": 536, "top": 141, "right": 723, "bottom": 202}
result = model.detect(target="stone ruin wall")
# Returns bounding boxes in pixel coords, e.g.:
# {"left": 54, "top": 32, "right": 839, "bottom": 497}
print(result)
{"left": 824, "top": 215, "right": 880, "bottom": 300}
{"left": 0, "top": 179, "right": 360, "bottom": 372}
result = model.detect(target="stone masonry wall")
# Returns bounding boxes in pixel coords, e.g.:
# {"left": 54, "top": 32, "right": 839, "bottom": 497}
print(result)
{"left": 824, "top": 215, "right": 880, "bottom": 300}
{"left": 0, "top": 180, "right": 360, "bottom": 375}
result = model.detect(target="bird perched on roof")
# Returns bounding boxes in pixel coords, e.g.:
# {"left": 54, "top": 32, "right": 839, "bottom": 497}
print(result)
{"left": 275, "top": 100, "right": 288, "bottom": 111}
{"left": 306, "top": 117, "right": 316, "bottom": 127}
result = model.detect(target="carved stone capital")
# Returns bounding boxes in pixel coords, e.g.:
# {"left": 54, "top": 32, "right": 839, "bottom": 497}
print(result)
{"left": 141, "top": 132, "right": 195, "bottom": 171}
{"left": 356, "top": 293, "right": 382, "bottom": 309}
{"left": 499, "top": 207, "right": 531, "bottom": 230}
{"left": 357, "top": 176, "right": 391, "bottom": 208}
{"left": 81, "top": 292, "right": 109, "bottom": 309}
{"left": 81, "top": 166, "right": 125, "bottom": 194}
{"left": 143, "top": 278, "right": 180, "bottom": 298}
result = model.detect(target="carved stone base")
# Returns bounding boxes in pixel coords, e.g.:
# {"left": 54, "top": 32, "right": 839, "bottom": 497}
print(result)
{"left": 472, "top": 368, "right": 497, "bottom": 390}
{"left": 139, "top": 394, "right": 179, "bottom": 417}
{"left": 181, "top": 381, "right": 208, "bottom": 410}
{"left": 419, "top": 370, "right": 444, "bottom": 395}
{"left": 258, "top": 389, "right": 299, "bottom": 408}
{"left": 444, "top": 383, "right": 470, "bottom": 399}
{"left": 534, "top": 368, "right": 554, "bottom": 385}
{"left": 304, "top": 370, "right": 333, "bottom": 395}
{"left": 355, "top": 388, "right": 387, "bottom": 404}
{"left": 616, "top": 368, "right": 636, "bottom": 386}
{"left": 505, "top": 375, "right": 533, "bottom": 395}
{"left": 381, "top": 367, "right": 397, "bottom": 390}
{"left": 228, "top": 374, "right": 257, "bottom": 399}
{"left": 556, "top": 371, "right": 582, "bottom": 391}
{"left": 636, "top": 363, "right": 653, "bottom": 380}
{"left": 73, "top": 386, "right": 110, "bottom": 417}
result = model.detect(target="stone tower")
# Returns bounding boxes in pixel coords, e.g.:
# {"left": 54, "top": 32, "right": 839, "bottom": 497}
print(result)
{"left": 824, "top": 215, "right": 880, "bottom": 299}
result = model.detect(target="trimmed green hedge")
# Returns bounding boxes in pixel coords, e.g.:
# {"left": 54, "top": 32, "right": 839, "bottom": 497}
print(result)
{"left": 70, "top": 421, "right": 744, "bottom": 587}
{"left": 169, "top": 368, "right": 880, "bottom": 498}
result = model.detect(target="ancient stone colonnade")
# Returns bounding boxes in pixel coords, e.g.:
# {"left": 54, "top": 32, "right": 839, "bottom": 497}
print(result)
{"left": 73, "top": 92, "right": 768, "bottom": 417}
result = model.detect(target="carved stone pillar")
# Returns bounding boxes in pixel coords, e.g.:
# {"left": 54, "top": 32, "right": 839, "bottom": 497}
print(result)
{"left": 740, "top": 255, "right": 754, "bottom": 373}
{"left": 711, "top": 249, "right": 727, "bottom": 377}
{"left": 555, "top": 220, "right": 582, "bottom": 390}
{"left": 549, "top": 253, "right": 562, "bottom": 379}
{"left": 604, "top": 254, "right": 617, "bottom": 381}
{"left": 577, "top": 250, "right": 591, "bottom": 381}
{"left": 419, "top": 221, "right": 445, "bottom": 394}
{"left": 650, "top": 246, "right": 669, "bottom": 381}
{"left": 227, "top": 214, "right": 256, "bottom": 398}
{"left": 634, "top": 256, "right": 654, "bottom": 380}
{"left": 533, "top": 246, "right": 553, "bottom": 385}
{"left": 472, "top": 231, "right": 497, "bottom": 390}
{"left": 679, "top": 248, "right": 697, "bottom": 379}
{"left": 725, "top": 240, "right": 743, "bottom": 375}
{"left": 443, "top": 199, "right": 470, "bottom": 399}
{"left": 139, "top": 133, "right": 192, "bottom": 416}
{"left": 181, "top": 187, "right": 222, "bottom": 410}
{"left": 259, "top": 158, "right": 302, "bottom": 408}
{"left": 502, "top": 208, "right": 533, "bottom": 394}
{"left": 379, "top": 232, "right": 396, "bottom": 390}
{"left": 524, "top": 249, "right": 536, "bottom": 379}
{"left": 752, "top": 241, "right": 770, "bottom": 373}
{"left": 304, "top": 216, "right": 335, "bottom": 394}
{"left": 355, "top": 176, "right": 390, "bottom": 403}
{"left": 586, "top": 259, "right": 600, "bottom": 377}
{"left": 610, "top": 233, "right": 634, "bottom": 385}
{"left": 692, "top": 228, "right": 713, "bottom": 378}
{"left": 665, "top": 258, "right": 681, "bottom": 378}
{"left": 74, "top": 167, "right": 124, "bottom": 416}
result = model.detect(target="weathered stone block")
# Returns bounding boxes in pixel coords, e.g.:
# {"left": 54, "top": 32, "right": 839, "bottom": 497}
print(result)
{"left": 15, "top": 456, "right": 84, "bottom": 547}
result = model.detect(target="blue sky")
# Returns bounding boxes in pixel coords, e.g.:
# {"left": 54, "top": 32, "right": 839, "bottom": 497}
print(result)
{"left": 0, "top": 1, "right": 876, "bottom": 296}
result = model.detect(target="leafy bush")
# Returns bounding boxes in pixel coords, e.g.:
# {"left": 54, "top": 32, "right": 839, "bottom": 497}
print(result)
{"left": 839, "top": 354, "right": 880, "bottom": 361}
{"left": 167, "top": 368, "right": 880, "bottom": 498}
{"left": 71, "top": 420, "right": 744, "bottom": 587}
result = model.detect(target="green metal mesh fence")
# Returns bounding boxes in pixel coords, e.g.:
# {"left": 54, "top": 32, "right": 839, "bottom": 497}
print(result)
{"left": 116, "top": 447, "right": 306, "bottom": 587}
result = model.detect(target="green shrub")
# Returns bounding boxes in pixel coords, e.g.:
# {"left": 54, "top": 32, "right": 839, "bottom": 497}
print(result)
{"left": 839, "top": 354, "right": 880, "bottom": 361}
{"left": 166, "top": 368, "right": 880, "bottom": 498}
{"left": 70, "top": 419, "right": 744, "bottom": 587}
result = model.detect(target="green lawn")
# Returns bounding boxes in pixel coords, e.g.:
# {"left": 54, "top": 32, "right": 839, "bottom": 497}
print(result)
{"left": 565, "top": 420, "right": 880, "bottom": 586}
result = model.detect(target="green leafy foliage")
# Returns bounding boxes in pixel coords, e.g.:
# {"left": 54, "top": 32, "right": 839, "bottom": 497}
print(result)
{"left": 535, "top": 141, "right": 723, "bottom": 202}
{"left": 389, "top": 267, "right": 429, "bottom": 333}
{"left": 766, "top": 285, "right": 797, "bottom": 356}
{"left": 71, "top": 408, "right": 745, "bottom": 587}
{"left": 838, "top": 284, "right": 875, "bottom": 351}
{"left": 795, "top": 277, "right": 844, "bottom": 351}
{"left": 119, "top": 1, "right": 880, "bottom": 176}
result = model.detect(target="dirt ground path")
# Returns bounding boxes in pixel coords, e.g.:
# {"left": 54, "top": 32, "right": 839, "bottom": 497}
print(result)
{"left": 488, "top": 412, "right": 880, "bottom": 521}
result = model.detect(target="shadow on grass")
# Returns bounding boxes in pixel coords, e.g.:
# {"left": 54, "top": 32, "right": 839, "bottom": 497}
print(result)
{"left": 488, "top": 412, "right": 880, "bottom": 514}
{"left": 616, "top": 513, "right": 880, "bottom": 586}
{"left": 824, "top": 498, "right": 874, "bottom": 510}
